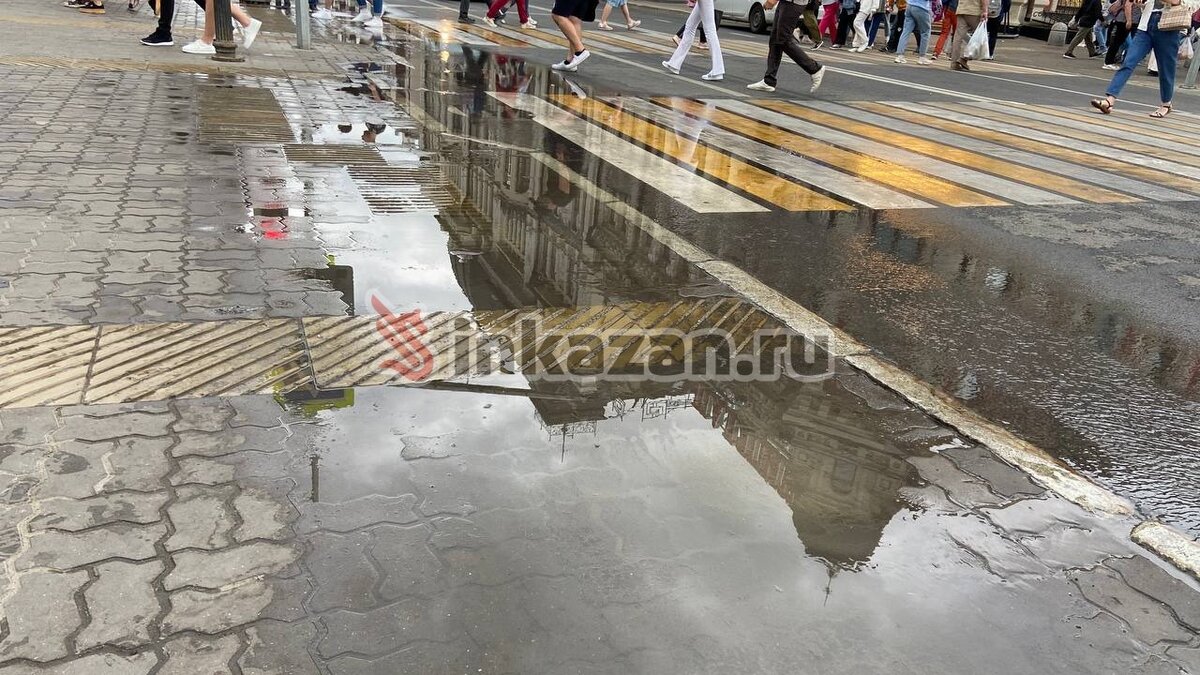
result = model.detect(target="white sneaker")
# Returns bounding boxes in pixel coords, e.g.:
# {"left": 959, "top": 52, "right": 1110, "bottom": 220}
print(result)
{"left": 364, "top": 15, "right": 382, "bottom": 27}
{"left": 520, "top": 20, "right": 535, "bottom": 28}
{"left": 483, "top": 16, "right": 496, "bottom": 26}
{"left": 351, "top": 6, "right": 371, "bottom": 22}
{"left": 894, "top": 55, "right": 907, "bottom": 63}
{"left": 182, "top": 39, "right": 216, "bottom": 54}
{"left": 747, "top": 79, "right": 775, "bottom": 92}
{"left": 662, "top": 60, "right": 680, "bottom": 74}
{"left": 242, "top": 17, "right": 262, "bottom": 49}
{"left": 917, "top": 56, "right": 932, "bottom": 65}
{"left": 551, "top": 58, "right": 577, "bottom": 71}
{"left": 571, "top": 49, "right": 591, "bottom": 67}
{"left": 810, "top": 66, "right": 825, "bottom": 93}
{"left": 701, "top": 72, "right": 723, "bottom": 81}
{"left": 311, "top": 7, "right": 332, "bottom": 19}
{"left": 1101, "top": 63, "right": 1118, "bottom": 70}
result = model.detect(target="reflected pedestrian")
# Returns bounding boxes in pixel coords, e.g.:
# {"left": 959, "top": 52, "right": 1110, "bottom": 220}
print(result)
{"left": 663, "top": 0, "right": 724, "bottom": 79}
{"left": 550, "top": 0, "right": 598, "bottom": 71}
{"left": 1091, "top": 0, "right": 1188, "bottom": 118}
{"left": 747, "top": 0, "right": 827, "bottom": 92}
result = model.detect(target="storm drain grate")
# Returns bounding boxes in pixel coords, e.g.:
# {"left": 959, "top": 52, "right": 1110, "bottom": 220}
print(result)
{"left": 198, "top": 85, "right": 295, "bottom": 144}
{"left": 283, "top": 144, "right": 387, "bottom": 165}
{"left": 347, "top": 164, "right": 460, "bottom": 214}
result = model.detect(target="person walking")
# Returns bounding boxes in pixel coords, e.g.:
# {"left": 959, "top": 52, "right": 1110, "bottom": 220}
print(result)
{"left": 818, "top": 0, "right": 840, "bottom": 44}
{"left": 142, "top": 0, "right": 261, "bottom": 52}
{"left": 852, "top": 0, "right": 884, "bottom": 49}
{"left": 949, "top": 0, "right": 985, "bottom": 68}
{"left": 894, "top": 0, "right": 933, "bottom": 61}
{"left": 1094, "top": 10, "right": 1110, "bottom": 51}
{"left": 933, "top": 0, "right": 958, "bottom": 57}
{"left": 1091, "top": 0, "right": 1190, "bottom": 118}
{"left": 550, "top": 0, "right": 598, "bottom": 71}
{"left": 597, "top": 0, "right": 641, "bottom": 29}
{"left": 865, "top": 3, "right": 889, "bottom": 44}
{"left": 833, "top": 0, "right": 859, "bottom": 46}
{"left": 747, "top": 0, "right": 827, "bottom": 91}
{"left": 984, "top": 0, "right": 1007, "bottom": 57}
{"left": 484, "top": 0, "right": 534, "bottom": 28}
{"left": 1064, "top": 0, "right": 1102, "bottom": 57}
{"left": 351, "top": 0, "right": 390, "bottom": 26}
{"left": 663, "top": 0, "right": 724, "bottom": 79}
{"left": 802, "top": 0, "right": 825, "bottom": 45}
{"left": 884, "top": 0, "right": 908, "bottom": 50}
{"left": 1103, "top": 0, "right": 1138, "bottom": 68}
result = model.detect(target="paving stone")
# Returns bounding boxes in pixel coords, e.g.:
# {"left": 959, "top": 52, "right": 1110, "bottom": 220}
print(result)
{"left": 165, "top": 484, "right": 238, "bottom": 551}
{"left": 908, "top": 455, "right": 1009, "bottom": 509}
{"left": 941, "top": 445, "right": 1044, "bottom": 499}
{"left": 165, "top": 541, "right": 300, "bottom": 590}
{"left": 172, "top": 427, "right": 288, "bottom": 459}
{"left": 325, "top": 637, "right": 483, "bottom": 675}
{"left": 171, "top": 455, "right": 238, "bottom": 486}
{"left": 76, "top": 559, "right": 165, "bottom": 651}
{"left": 55, "top": 411, "right": 173, "bottom": 442}
{"left": 163, "top": 579, "right": 275, "bottom": 635}
{"left": 15, "top": 522, "right": 166, "bottom": 572}
{"left": 318, "top": 596, "right": 461, "bottom": 659}
{"left": 305, "top": 530, "right": 378, "bottom": 613}
{"left": 295, "top": 494, "right": 421, "bottom": 534}
{"left": 0, "top": 569, "right": 88, "bottom": 661}
{"left": 233, "top": 483, "right": 294, "bottom": 542}
{"left": 172, "top": 399, "right": 235, "bottom": 434}
{"left": 371, "top": 523, "right": 445, "bottom": 600}
{"left": 159, "top": 633, "right": 241, "bottom": 675}
{"left": 1107, "top": 555, "right": 1200, "bottom": 632}
{"left": 226, "top": 396, "right": 288, "bottom": 428}
{"left": 29, "top": 491, "right": 168, "bottom": 532}
{"left": 0, "top": 651, "right": 158, "bottom": 675}
{"left": 1070, "top": 565, "right": 1196, "bottom": 646}
{"left": 0, "top": 408, "right": 60, "bottom": 445}
{"left": 239, "top": 619, "right": 322, "bottom": 675}
{"left": 0, "top": 503, "right": 32, "bottom": 558}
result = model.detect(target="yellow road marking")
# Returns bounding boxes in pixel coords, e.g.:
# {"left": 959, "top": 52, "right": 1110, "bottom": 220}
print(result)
{"left": 656, "top": 97, "right": 1006, "bottom": 207}
{"left": 552, "top": 96, "right": 852, "bottom": 212}
{"left": 1025, "top": 103, "right": 1200, "bottom": 151}
{"left": 880, "top": 101, "right": 1200, "bottom": 197}
{"left": 759, "top": 100, "right": 1136, "bottom": 204}
{"left": 453, "top": 21, "right": 542, "bottom": 47}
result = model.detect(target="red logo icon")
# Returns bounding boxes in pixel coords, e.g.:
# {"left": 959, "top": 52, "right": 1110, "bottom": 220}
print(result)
{"left": 370, "top": 292, "right": 434, "bottom": 382}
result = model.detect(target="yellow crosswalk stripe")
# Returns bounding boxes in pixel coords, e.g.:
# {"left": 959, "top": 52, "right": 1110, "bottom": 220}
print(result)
{"left": 969, "top": 101, "right": 1200, "bottom": 168}
{"left": 885, "top": 101, "right": 1200, "bottom": 197}
{"left": 654, "top": 97, "right": 1007, "bottom": 208}
{"left": 1025, "top": 103, "right": 1200, "bottom": 152}
{"left": 756, "top": 100, "right": 1139, "bottom": 204}
{"left": 551, "top": 96, "right": 853, "bottom": 212}
{"left": 452, "top": 21, "right": 541, "bottom": 47}
{"left": 584, "top": 29, "right": 659, "bottom": 53}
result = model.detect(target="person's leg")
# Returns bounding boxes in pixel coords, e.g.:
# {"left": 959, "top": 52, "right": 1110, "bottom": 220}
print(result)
{"left": 950, "top": 13, "right": 978, "bottom": 63}
{"left": 1105, "top": 26, "right": 1153, "bottom": 98}
{"left": 697, "top": 0, "right": 723, "bottom": 73}
{"left": 487, "top": 0, "right": 507, "bottom": 19}
{"left": 819, "top": 5, "right": 837, "bottom": 40}
{"left": 867, "top": 11, "right": 884, "bottom": 44}
{"left": 598, "top": 3, "right": 612, "bottom": 25}
{"left": 459, "top": 0, "right": 471, "bottom": 19}
{"left": 1083, "top": 23, "right": 1097, "bottom": 55}
{"left": 1065, "top": 24, "right": 1087, "bottom": 55}
{"left": 887, "top": 8, "right": 905, "bottom": 50}
{"left": 1105, "top": 22, "right": 1126, "bottom": 64}
{"left": 1149, "top": 23, "right": 1181, "bottom": 106}
{"left": 895, "top": 9, "right": 916, "bottom": 55}
{"left": 986, "top": 15, "right": 999, "bottom": 55}
{"left": 852, "top": 9, "right": 868, "bottom": 47}
{"left": 667, "top": 1, "right": 703, "bottom": 69}
{"left": 1093, "top": 21, "right": 1107, "bottom": 51}
{"left": 553, "top": 13, "right": 584, "bottom": 54}
{"left": 763, "top": 1, "right": 800, "bottom": 85}
{"left": 803, "top": 8, "right": 822, "bottom": 41}
{"left": 156, "top": 0, "right": 175, "bottom": 36}
{"left": 836, "top": 8, "right": 853, "bottom": 44}
{"left": 516, "top": 0, "right": 529, "bottom": 22}
{"left": 935, "top": 8, "right": 955, "bottom": 55}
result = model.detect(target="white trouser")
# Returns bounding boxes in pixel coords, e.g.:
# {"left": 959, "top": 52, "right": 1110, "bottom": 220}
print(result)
{"left": 852, "top": 8, "right": 871, "bottom": 48}
{"left": 666, "top": 0, "right": 725, "bottom": 75}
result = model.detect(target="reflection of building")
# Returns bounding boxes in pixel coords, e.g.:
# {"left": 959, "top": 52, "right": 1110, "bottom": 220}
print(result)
{"left": 693, "top": 380, "right": 913, "bottom": 568}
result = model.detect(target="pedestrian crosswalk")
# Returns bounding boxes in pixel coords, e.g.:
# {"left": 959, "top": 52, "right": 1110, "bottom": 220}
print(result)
{"left": 491, "top": 92, "right": 1200, "bottom": 212}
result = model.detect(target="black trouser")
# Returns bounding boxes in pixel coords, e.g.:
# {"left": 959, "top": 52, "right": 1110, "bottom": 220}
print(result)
{"left": 459, "top": 0, "right": 471, "bottom": 17}
{"left": 835, "top": 7, "right": 857, "bottom": 45}
{"left": 986, "top": 14, "right": 1001, "bottom": 54}
{"left": 764, "top": 0, "right": 822, "bottom": 86}
{"left": 886, "top": 8, "right": 905, "bottom": 50}
{"left": 1105, "top": 21, "right": 1132, "bottom": 64}
{"left": 155, "top": 0, "right": 205, "bottom": 37}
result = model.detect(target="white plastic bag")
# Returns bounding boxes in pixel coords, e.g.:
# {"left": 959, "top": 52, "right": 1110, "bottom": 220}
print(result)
{"left": 1181, "top": 35, "right": 1195, "bottom": 61}
{"left": 964, "top": 21, "right": 990, "bottom": 60}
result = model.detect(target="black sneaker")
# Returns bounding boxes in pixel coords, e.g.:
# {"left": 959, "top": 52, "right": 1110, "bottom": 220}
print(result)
{"left": 141, "top": 32, "right": 174, "bottom": 46}
{"left": 458, "top": 14, "right": 475, "bottom": 23}
{"left": 1062, "top": 52, "right": 1076, "bottom": 59}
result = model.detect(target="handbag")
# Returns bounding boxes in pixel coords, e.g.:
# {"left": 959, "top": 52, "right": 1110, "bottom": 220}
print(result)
{"left": 1157, "top": 4, "right": 1190, "bottom": 30}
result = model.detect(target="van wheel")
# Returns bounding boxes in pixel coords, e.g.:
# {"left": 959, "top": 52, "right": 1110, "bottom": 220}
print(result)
{"left": 749, "top": 3, "right": 767, "bottom": 33}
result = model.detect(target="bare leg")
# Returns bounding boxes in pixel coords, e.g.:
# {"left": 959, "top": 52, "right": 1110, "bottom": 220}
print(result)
{"left": 553, "top": 13, "right": 584, "bottom": 58}
{"left": 599, "top": 4, "right": 612, "bottom": 24}
{"left": 201, "top": 0, "right": 253, "bottom": 42}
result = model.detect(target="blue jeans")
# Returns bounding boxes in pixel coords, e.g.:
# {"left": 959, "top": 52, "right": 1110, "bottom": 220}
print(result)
{"left": 867, "top": 11, "right": 887, "bottom": 45}
{"left": 1093, "top": 21, "right": 1108, "bottom": 51}
{"left": 1106, "top": 12, "right": 1183, "bottom": 103}
{"left": 896, "top": 4, "right": 932, "bottom": 56}
{"left": 357, "top": 0, "right": 384, "bottom": 13}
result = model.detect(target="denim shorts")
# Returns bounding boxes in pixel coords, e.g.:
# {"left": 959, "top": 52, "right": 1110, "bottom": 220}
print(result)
{"left": 607, "top": 0, "right": 626, "bottom": 7}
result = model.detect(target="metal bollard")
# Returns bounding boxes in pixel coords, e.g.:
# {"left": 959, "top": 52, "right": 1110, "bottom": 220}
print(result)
{"left": 211, "top": 0, "right": 244, "bottom": 62}
{"left": 296, "top": 1, "right": 312, "bottom": 49}
{"left": 1048, "top": 21, "right": 1068, "bottom": 47}
{"left": 1184, "top": 33, "right": 1199, "bottom": 89}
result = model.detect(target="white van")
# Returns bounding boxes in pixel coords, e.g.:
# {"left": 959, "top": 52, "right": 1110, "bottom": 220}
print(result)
{"left": 713, "top": 0, "right": 776, "bottom": 33}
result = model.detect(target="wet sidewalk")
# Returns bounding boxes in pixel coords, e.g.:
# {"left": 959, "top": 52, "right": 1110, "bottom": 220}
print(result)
{"left": 1, "top": 0, "right": 1200, "bottom": 673}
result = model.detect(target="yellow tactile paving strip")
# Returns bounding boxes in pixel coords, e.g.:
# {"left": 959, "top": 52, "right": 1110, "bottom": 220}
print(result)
{"left": 0, "top": 300, "right": 797, "bottom": 409}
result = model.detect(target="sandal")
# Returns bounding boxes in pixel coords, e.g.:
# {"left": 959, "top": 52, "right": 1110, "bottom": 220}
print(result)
{"left": 78, "top": 0, "right": 105, "bottom": 12}
{"left": 597, "top": 21, "right": 613, "bottom": 30}
{"left": 127, "top": 0, "right": 142, "bottom": 9}
{"left": 627, "top": 20, "right": 641, "bottom": 29}
{"left": 1150, "top": 103, "right": 1172, "bottom": 118}
{"left": 1090, "top": 96, "right": 1113, "bottom": 114}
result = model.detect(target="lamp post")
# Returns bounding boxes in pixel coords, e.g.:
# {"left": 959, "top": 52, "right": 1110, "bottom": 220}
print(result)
{"left": 1184, "top": 33, "right": 1200, "bottom": 89}
{"left": 211, "top": 0, "right": 244, "bottom": 62}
